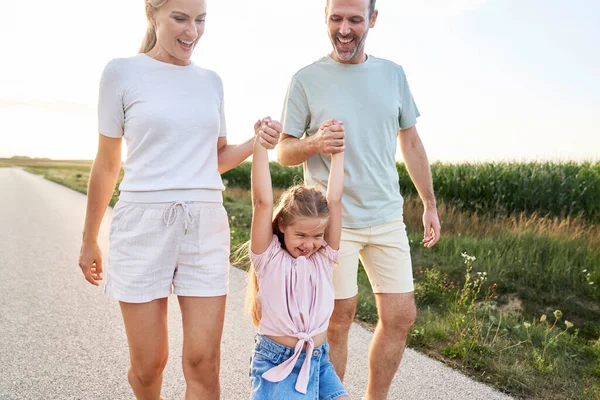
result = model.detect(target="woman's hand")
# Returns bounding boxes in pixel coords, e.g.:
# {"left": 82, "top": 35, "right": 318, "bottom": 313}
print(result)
{"left": 79, "top": 240, "right": 104, "bottom": 286}
{"left": 254, "top": 116, "right": 282, "bottom": 150}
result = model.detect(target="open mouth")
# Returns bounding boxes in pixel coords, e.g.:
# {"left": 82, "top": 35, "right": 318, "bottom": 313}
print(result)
{"left": 297, "top": 248, "right": 311, "bottom": 256}
{"left": 177, "top": 38, "right": 195, "bottom": 50}
{"left": 336, "top": 36, "right": 354, "bottom": 47}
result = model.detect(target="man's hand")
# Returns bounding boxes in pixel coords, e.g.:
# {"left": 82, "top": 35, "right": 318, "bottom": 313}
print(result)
{"left": 254, "top": 116, "right": 282, "bottom": 150}
{"left": 422, "top": 207, "right": 441, "bottom": 248}
{"left": 315, "top": 119, "right": 345, "bottom": 154}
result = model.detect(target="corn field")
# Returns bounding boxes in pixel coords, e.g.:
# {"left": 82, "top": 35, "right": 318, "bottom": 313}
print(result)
{"left": 222, "top": 161, "right": 600, "bottom": 221}
{"left": 398, "top": 161, "right": 600, "bottom": 221}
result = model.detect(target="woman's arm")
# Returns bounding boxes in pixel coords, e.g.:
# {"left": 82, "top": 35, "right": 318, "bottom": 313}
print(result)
{"left": 79, "top": 134, "right": 122, "bottom": 285}
{"left": 217, "top": 136, "right": 254, "bottom": 174}
{"left": 324, "top": 149, "right": 344, "bottom": 251}
{"left": 250, "top": 129, "right": 276, "bottom": 255}
{"left": 217, "top": 119, "right": 282, "bottom": 174}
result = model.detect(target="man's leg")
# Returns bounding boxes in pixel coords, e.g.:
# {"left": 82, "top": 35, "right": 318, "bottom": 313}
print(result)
{"left": 361, "top": 217, "right": 415, "bottom": 400}
{"left": 367, "top": 293, "right": 416, "bottom": 399}
{"left": 328, "top": 228, "right": 366, "bottom": 381}
{"left": 327, "top": 296, "right": 358, "bottom": 380}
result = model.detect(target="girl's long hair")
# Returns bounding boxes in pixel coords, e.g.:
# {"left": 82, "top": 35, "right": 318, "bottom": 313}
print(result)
{"left": 139, "top": 0, "right": 169, "bottom": 53}
{"left": 246, "top": 185, "right": 330, "bottom": 327}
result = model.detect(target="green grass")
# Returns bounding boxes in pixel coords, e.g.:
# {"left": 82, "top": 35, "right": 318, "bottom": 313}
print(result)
{"left": 410, "top": 232, "right": 600, "bottom": 337}
{"left": 407, "top": 262, "right": 600, "bottom": 399}
{"left": 22, "top": 164, "right": 123, "bottom": 207}
{"left": 11, "top": 158, "right": 600, "bottom": 220}
{"left": 222, "top": 188, "right": 600, "bottom": 399}
{"left": 18, "top": 162, "right": 600, "bottom": 399}
{"left": 1, "top": 157, "right": 93, "bottom": 168}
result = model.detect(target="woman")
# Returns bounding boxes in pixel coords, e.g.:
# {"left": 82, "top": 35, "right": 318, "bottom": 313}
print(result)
{"left": 77, "top": 0, "right": 281, "bottom": 398}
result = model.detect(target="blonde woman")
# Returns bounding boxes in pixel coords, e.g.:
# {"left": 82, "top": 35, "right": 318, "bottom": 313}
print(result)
{"left": 78, "top": 0, "right": 281, "bottom": 398}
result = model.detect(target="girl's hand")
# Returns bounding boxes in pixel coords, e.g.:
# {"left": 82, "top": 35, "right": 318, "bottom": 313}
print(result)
{"left": 254, "top": 116, "right": 282, "bottom": 150}
{"left": 315, "top": 119, "right": 345, "bottom": 154}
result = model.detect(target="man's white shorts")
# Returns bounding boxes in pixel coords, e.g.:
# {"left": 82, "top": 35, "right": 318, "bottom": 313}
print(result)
{"left": 333, "top": 217, "right": 414, "bottom": 299}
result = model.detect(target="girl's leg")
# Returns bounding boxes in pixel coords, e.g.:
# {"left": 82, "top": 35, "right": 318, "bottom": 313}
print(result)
{"left": 119, "top": 298, "right": 169, "bottom": 400}
{"left": 320, "top": 342, "right": 351, "bottom": 400}
{"left": 178, "top": 295, "right": 227, "bottom": 400}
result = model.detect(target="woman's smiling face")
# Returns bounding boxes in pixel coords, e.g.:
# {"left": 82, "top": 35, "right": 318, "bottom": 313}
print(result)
{"left": 148, "top": 0, "right": 207, "bottom": 65}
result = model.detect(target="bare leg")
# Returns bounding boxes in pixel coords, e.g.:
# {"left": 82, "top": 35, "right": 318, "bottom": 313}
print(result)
{"left": 327, "top": 296, "right": 357, "bottom": 381}
{"left": 178, "top": 295, "right": 227, "bottom": 400}
{"left": 366, "top": 292, "right": 416, "bottom": 400}
{"left": 119, "top": 298, "right": 169, "bottom": 400}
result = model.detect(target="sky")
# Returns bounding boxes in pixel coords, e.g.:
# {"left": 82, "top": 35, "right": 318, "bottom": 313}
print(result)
{"left": 0, "top": 0, "right": 598, "bottom": 163}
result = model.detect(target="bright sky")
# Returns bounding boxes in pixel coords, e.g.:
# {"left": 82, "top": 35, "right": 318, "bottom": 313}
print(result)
{"left": 1, "top": 0, "right": 598, "bottom": 163}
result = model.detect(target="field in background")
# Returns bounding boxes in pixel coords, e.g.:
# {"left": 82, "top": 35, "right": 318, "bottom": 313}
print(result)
{"left": 1, "top": 157, "right": 93, "bottom": 168}
{"left": 6, "top": 158, "right": 600, "bottom": 399}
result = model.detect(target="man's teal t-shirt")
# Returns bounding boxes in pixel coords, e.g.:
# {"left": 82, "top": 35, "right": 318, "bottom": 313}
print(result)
{"left": 281, "top": 55, "right": 420, "bottom": 229}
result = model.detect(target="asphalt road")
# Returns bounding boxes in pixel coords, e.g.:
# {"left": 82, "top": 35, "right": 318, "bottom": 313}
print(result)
{"left": 0, "top": 168, "right": 513, "bottom": 399}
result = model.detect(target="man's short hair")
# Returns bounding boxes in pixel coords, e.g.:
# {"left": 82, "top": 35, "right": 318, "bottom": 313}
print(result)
{"left": 326, "top": 0, "right": 377, "bottom": 17}
{"left": 369, "top": 0, "right": 376, "bottom": 17}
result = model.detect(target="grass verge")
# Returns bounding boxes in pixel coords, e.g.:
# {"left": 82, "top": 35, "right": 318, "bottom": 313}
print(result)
{"left": 19, "top": 165, "right": 600, "bottom": 399}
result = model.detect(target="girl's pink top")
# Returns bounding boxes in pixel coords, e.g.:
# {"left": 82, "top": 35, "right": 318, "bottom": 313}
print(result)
{"left": 250, "top": 235, "right": 338, "bottom": 394}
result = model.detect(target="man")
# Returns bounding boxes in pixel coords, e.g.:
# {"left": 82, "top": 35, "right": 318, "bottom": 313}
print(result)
{"left": 277, "top": 0, "right": 441, "bottom": 398}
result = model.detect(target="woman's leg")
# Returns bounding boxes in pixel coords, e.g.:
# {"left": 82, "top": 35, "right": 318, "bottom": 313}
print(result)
{"left": 119, "top": 298, "right": 169, "bottom": 400}
{"left": 178, "top": 295, "right": 227, "bottom": 400}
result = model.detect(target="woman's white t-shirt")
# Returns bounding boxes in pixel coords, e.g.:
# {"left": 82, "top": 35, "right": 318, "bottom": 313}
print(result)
{"left": 98, "top": 53, "right": 227, "bottom": 203}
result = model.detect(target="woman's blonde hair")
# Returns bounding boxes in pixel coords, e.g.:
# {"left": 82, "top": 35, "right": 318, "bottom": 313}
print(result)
{"left": 139, "top": 0, "right": 170, "bottom": 53}
{"left": 246, "top": 185, "right": 330, "bottom": 326}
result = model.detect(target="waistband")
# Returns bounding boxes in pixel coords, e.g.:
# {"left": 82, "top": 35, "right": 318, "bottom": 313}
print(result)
{"left": 255, "top": 334, "right": 328, "bottom": 394}
{"left": 114, "top": 200, "right": 224, "bottom": 209}
{"left": 119, "top": 189, "right": 223, "bottom": 203}
{"left": 255, "top": 334, "right": 329, "bottom": 356}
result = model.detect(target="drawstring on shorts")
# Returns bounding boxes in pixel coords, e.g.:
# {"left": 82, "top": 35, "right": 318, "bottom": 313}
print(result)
{"left": 163, "top": 202, "right": 194, "bottom": 235}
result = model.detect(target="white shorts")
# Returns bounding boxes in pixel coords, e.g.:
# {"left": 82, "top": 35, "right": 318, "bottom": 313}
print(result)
{"left": 105, "top": 200, "right": 230, "bottom": 303}
{"left": 333, "top": 217, "right": 414, "bottom": 299}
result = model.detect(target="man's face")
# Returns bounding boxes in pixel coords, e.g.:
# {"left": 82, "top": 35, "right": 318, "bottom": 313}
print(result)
{"left": 326, "top": 0, "right": 378, "bottom": 64}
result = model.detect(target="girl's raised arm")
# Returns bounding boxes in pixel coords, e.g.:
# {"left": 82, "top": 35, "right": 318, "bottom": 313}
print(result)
{"left": 250, "top": 119, "right": 277, "bottom": 254}
{"left": 325, "top": 149, "right": 344, "bottom": 250}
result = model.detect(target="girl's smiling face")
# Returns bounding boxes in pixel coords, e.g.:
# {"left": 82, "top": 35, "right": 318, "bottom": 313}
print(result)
{"left": 280, "top": 217, "right": 328, "bottom": 258}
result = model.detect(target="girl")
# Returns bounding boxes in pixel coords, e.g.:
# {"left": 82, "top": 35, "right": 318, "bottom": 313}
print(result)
{"left": 247, "top": 118, "right": 350, "bottom": 399}
{"left": 77, "top": 0, "right": 280, "bottom": 398}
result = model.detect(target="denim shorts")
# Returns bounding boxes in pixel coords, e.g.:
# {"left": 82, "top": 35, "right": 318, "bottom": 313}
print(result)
{"left": 249, "top": 334, "right": 348, "bottom": 400}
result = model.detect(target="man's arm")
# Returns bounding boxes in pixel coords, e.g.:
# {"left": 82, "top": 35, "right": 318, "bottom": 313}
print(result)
{"left": 277, "top": 134, "right": 319, "bottom": 166}
{"left": 277, "top": 120, "right": 345, "bottom": 166}
{"left": 398, "top": 125, "right": 440, "bottom": 248}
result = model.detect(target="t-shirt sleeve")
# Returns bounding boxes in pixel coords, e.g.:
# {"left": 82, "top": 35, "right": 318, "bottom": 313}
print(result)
{"left": 281, "top": 75, "right": 311, "bottom": 138}
{"left": 217, "top": 75, "right": 227, "bottom": 138}
{"left": 249, "top": 235, "right": 281, "bottom": 274}
{"left": 98, "top": 59, "right": 125, "bottom": 138}
{"left": 317, "top": 241, "right": 339, "bottom": 263}
{"left": 398, "top": 66, "right": 421, "bottom": 130}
